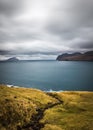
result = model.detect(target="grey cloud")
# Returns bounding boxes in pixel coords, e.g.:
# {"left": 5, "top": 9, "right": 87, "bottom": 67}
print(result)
{"left": 76, "top": 41, "right": 93, "bottom": 49}
{"left": 0, "top": 20, "right": 41, "bottom": 44}
{"left": 0, "top": 50, "right": 10, "bottom": 55}
{"left": 0, "top": 49, "right": 60, "bottom": 56}
{"left": 46, "top": 0, "right": 93, "bottom": 39}
{"left": 0, "top": 0, "right": 23, "bottom": 17}
{"left": 23, "top": 51, "right": 60, "bottom": 56}
{"left": 0, "top": 0, "right": 93, "bottom": 60}
{"left": 71, "top": 0, "right": 93, "bottom": 27}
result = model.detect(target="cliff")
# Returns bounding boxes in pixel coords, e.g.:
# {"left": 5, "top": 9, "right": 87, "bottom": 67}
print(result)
{"left": 57, "top": 51, "right": 93, "bottom": 61}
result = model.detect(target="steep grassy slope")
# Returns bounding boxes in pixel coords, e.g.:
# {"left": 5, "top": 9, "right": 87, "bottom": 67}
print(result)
{"left": 0, "top": 85, "right": 93, "bottom": 130}
{"left": 0, "top": 85, "right": 57, "bottom": 130}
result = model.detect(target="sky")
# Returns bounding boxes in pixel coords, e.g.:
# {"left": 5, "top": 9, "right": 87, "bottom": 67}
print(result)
{"left": 0, "top": 0, "right": 93, "bottom": 60}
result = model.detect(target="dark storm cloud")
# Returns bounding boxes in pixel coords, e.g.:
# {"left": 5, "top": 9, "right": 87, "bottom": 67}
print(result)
{"left": 0, "top": 0, "right": 23, "bottom": 16}
{"left": 0, "top": 50, "right": 10, "bottom": 55}
{"left": 0, "top": 0, "right": 93, "bottom": 60}
{"left": 0, "top": 49, "right": 60, "bottom": 56}
{"left": 76, "top": 41, "right": 93, "bottom": 49}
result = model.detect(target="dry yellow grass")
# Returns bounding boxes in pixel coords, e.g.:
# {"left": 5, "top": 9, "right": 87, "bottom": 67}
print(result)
{"left": 0, "top": 85, "right": 93, "bottom": 130}
{"left": 41, "top": 91, "right": 93, "bottom": 130}
{"left": 0, "top": 85, "right": 57, "bottom": 130}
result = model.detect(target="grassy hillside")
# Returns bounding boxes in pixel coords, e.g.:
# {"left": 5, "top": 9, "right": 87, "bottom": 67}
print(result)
{"left": 41, "top": 92, "right": 93, "bottom": 130}
{"left": 0, "top": 85, "right": 93, "bottom": 130}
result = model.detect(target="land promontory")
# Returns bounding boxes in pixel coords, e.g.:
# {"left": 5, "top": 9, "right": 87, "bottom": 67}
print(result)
{"left": 57, "top": 51, "right": 93, "bottom": 61}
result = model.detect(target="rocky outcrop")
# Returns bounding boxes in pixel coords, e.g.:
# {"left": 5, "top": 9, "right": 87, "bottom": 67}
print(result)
{"left": 57, "top": 51, "right": 93, "bottom": 61}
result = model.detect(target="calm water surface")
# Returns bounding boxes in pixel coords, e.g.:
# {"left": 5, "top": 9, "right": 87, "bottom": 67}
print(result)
{"left": 0, "top": 61, "right": 93, "bottom": 91}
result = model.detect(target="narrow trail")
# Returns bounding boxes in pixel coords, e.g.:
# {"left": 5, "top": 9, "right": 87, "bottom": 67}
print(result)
{"left": 18, "top": 93, "right": 63, "bottom": 130}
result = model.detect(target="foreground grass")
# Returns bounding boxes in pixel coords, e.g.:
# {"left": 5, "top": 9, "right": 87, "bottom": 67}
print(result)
{"left": 0, "top": 85, "right": 93, "bottom": 130}
{"left": 41, "top": 92, "right": 93, "bottom": 130}
{"left": 0, "top": 85, "right": 57, "bottom": 130}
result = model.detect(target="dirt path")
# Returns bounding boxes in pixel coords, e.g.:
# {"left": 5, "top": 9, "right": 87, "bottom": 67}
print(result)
{"left": 19, "top": 93, "right": 63, "bottom": 130}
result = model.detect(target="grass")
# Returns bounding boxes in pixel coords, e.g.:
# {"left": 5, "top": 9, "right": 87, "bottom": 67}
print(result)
{"left": 41, "top": 91, "right": 93, "bottom": 130}
{"left": 0, "top": 85, "right": 93, "bottom": 130}
{"left": 0, "top": 85, "right": 57, "bottom": 130}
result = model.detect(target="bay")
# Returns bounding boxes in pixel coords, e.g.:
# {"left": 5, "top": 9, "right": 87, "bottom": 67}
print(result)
{"left": 0, "top": 61, "right": 93, "bottom": 91}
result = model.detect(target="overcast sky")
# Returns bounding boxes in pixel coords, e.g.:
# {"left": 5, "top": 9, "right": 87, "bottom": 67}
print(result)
{"left": 0, "top": 0, "right": 93, "bottom": 60}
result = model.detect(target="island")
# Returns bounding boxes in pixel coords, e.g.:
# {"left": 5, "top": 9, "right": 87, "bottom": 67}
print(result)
{"left": 0, "top": 84, "right": 93, "bottom": 130}
{"left": 6, "top": 57, "right": 19, "bottom": 62}
{"left": 57, "top": 51, "right": 93, "bottom": 61}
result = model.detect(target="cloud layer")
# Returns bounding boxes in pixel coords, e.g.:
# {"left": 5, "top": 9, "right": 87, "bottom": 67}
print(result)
{"left": 0, "top": 0, "right": 93, "bottom": 60}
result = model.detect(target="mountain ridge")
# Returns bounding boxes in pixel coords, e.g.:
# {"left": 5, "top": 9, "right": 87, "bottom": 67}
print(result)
{"left": 57, "top": 51, "right": 93, "bottom": 61}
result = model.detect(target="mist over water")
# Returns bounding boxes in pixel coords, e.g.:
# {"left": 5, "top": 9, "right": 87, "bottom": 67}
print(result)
{"left": 0, "top": 61, "right": 93, "bottom": 91}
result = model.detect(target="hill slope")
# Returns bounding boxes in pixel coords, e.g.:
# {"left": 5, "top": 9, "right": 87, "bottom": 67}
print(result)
{"left": 57, "top": 51, "right": 93, "bottom": 61}
{"left": 0, "top": 85, "right": 93, "bottom": 130}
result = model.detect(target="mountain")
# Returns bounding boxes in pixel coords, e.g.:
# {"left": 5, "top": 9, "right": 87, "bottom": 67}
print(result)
{"left": 7, "top": 57, "right": 19, "bottom": 62}
{"left": 57, "top": 51, "right": 93, "bottom": 61}
{"left": 0, "top": 85, "right": 93, "bottom": 130}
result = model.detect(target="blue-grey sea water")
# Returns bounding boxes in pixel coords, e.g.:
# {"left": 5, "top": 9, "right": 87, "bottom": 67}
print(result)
{"left": 0, "top": 61, "right": 93, "bottom": 91}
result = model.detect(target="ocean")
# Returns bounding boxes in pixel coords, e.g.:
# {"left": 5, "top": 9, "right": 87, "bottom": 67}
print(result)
{"left": 0, "top": 61, "right": 93, "bottom": 91}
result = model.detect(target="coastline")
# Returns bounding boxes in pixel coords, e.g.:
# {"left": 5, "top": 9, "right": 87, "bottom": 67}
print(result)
{"left": 1, "top": 84, "right": 92, "bottom": 93}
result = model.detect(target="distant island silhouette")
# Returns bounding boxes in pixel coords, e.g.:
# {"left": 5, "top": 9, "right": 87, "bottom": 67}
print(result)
{"left": 7, "top": 57, "right": 19, "bottom": 62}
{"left": 0, "top": 51, "right": 93, "bottom": 62}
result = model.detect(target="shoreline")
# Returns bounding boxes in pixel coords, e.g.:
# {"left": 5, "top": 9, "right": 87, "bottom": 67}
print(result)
{"left": 3, "top": 84, "right": 64, "bottom": 93}
{"left": 0, "top": 84, "right": 92, "bottom": 93}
